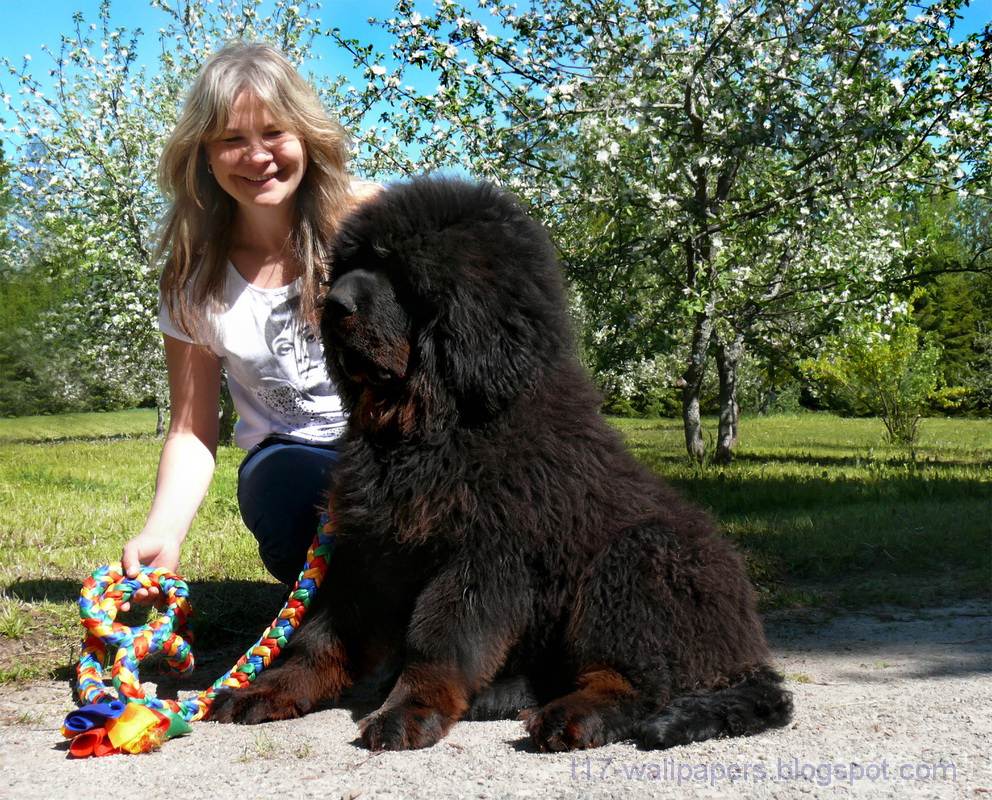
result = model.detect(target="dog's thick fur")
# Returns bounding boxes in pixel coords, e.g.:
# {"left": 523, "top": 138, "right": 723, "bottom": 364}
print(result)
{"left": 209, "top": 178, "right": 793, "bottom": 751}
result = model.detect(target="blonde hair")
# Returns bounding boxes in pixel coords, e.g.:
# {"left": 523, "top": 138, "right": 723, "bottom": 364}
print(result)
{"left": 157, "top": 41, "right": 351, "bottom": 336}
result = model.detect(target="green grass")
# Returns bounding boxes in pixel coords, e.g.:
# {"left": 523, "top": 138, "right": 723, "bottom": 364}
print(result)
{"left": 0, "top": 413, "right": 282, "bottom": 684}
{"left": 0, "top": 408, "right": 159, "bottom": 443}
{"left": 0, "top": 408, "right": 989, "bottom": 685}
{"left": 613, "top": 414, "right": 992, "bottom": 608}
{"left": 0, "top": 602, "right": 32, "bottom": 640}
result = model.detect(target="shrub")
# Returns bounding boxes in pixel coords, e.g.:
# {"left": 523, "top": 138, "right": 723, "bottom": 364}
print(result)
{"left": 801, "top": 317, "right": 942, "bottom": 448}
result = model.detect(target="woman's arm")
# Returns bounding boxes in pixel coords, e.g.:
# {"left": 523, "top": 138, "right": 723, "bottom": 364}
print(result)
{"left": 121, "top": 334, "right": 221, "bottom": 606}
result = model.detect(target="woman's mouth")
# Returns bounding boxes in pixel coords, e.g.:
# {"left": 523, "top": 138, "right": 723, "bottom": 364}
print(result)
{"left": 240, "top": 172, "right": 279, "bottom": 186}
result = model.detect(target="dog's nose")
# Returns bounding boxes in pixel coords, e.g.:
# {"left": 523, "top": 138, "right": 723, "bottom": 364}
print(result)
{"left": 325, "top": 291, "right": 357, "bottom": 319}
{"left": 326, "top": 270, "right": 371, "bottom": 319}
{"left": 326, "top": 268, "right": 387, "bottom": 320}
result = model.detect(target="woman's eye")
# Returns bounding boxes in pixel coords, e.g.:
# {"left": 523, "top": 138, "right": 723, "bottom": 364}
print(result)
{"left": 222, "top": 136, "right": 242, "bottom": 143}
{"left": 265, "top": 130, "right": 285, "bottom": 138}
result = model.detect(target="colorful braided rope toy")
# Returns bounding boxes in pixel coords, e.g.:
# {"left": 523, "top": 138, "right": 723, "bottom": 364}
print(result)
{"left": 62, "top": 512, "right": 336, "bottom": 758}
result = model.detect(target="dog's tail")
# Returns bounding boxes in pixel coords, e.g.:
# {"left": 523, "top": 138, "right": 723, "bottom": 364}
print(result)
{"left": 636, "top": 665, "right": 793, "bottom": 749}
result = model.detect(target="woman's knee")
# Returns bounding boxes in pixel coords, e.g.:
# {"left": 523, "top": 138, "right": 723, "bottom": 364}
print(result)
{"left": 238, "top": 443, "right": 337, "bottom": 525}
{"left": 236, "top": 441, "right": 340, "bottom": 582}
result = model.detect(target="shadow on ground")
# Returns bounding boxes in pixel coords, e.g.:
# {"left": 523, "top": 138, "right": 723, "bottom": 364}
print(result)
{"left": 9, "top": 576, "right": 988, "bottom": 687}
{"left": 765, "top": 602, "right": 992, "bottom": 680}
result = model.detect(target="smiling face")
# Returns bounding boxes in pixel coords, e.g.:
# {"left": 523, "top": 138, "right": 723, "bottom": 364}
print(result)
{"left": 203, "top": 90, "right": 307, "bottom": 213}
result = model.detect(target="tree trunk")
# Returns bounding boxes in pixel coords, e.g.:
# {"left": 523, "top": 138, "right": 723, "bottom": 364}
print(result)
{"left": 155, "top": 402, "right": 167, "bottom": 438}
{"left": 681, "top": 311, "right": 713, "bottom": 463}
{"left": 759, "top": 363, "right": 776, "bottom": 415}
{"left": 218, "top": 372, "right": 237, "bottom": 446}
{"left": 681, "top": 384, "right": 706, "bottom": 463}
{"left": 714, "top": 334, "right": 743, "bottom": 464}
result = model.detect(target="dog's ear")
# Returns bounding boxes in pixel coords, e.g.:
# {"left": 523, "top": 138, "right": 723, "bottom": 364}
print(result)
{"left": 433, "top": 250, "right": 571, "bottom": 420}
{"left": 437, "top": 281, "right": 542, "bottom": 417}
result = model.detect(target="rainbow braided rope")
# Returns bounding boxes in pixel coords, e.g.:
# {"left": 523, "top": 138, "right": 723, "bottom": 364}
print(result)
{"left": 65, "top": 510, "right": 336, "bottom": 756}
{"left": 76, "top": 568, "right": 195, "bottom": 710}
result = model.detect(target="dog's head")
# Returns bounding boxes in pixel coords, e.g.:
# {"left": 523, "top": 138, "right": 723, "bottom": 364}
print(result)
{"left": 320, "top": 177, "right": 572, "bottom": 436}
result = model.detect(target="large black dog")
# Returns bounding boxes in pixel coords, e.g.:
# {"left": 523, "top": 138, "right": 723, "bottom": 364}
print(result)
{"left": 210, "top": 177, "right": 793, "bottom": 751}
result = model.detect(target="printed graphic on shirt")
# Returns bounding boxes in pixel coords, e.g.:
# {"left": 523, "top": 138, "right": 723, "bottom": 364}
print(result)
{"left": 254, "top": 295, "right": 334, "bottom": 425}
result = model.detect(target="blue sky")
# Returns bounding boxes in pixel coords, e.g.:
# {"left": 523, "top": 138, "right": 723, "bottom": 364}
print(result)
{"left": 3, "top": 0, "right": 987, "bottom": 79}
{"left": 0, "top": 0, "right": 403, "bottom": 55}
{"left": 0, "top": 0, "right": 407, "bottom": 86}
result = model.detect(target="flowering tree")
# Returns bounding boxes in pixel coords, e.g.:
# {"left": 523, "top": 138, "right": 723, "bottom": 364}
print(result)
{"left": 4, "top": 0, "right": 988, "bottom": 454}
{"left": 354, "top": 0, "right": 990, "bottom": 461}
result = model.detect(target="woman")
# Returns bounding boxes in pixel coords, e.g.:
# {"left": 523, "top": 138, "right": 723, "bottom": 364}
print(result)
{"left": 121, "top": 42, "right": 378, "bottom": 605}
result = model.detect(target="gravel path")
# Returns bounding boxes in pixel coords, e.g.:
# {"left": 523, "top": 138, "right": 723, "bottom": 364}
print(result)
{"left": 1, "top": 602, "right": 989, "bottom": 800}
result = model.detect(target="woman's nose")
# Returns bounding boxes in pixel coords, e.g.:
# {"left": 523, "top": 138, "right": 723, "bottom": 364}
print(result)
{"left": 244, "top": 141, "right": 273, "bottom": 163}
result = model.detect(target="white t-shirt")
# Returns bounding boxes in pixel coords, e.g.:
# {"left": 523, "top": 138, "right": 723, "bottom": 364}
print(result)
{"left": 159, "top": 263, "right": 347, "bottom": 451}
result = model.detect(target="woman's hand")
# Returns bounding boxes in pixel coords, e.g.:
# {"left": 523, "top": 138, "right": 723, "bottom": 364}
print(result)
{"left": 119, "top": 530, "right": 182, "bottom": 611}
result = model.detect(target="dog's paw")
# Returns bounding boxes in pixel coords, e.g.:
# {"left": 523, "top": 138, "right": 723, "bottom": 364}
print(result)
{"left": 207, "top": 684, "right": 313, "bottom": 725}
{"left": 358, "top": 703, "right": 451, "bottom": 751}
{"left": 522, "top": 698, "right": 609, "bottom": 752}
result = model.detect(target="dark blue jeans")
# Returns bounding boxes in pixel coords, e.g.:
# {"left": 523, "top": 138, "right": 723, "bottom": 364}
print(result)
{"left": 237, "top": 437, "right": 340, "bottom": 586}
